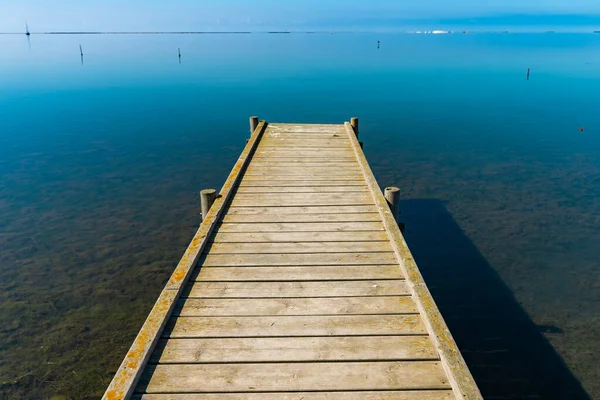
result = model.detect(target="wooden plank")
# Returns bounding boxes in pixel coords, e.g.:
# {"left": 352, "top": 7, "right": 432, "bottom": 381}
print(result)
{"left": 134, "top": 391, "right": 454, "bottom": 400}
{"left": 195, "top": 266, "right": 404, "bottom": 281}
{"left": 239, "top": 180, "right": 366, "bottom": 186}
{"left": 242, "top": 172, "right": 363, "bottom": 178}
{"left": 244, "top": 166, "right": 362, "bottom": 173}
{"left": 137, "top": 361, "right": 449, "bottom": 393}
{"left": 165, "top": 314, "right": 426, "bottom": 338}
{"left": 243, "top": 171, "right": 363, "bottom": 178}
{"left": 268, "top": 125, "right": 345, "bottom": 131}
{"left": 221, "top": 213, "right": 381, "bottom": 223}
{"left": 102, "top": 122, "right": 270, "bottom": 400}
{"left": 204, "top": 242, "right": 393, "bottom": 254}
{"left": 224, "top": 205, "right": 378, "bottom": 214}
{"left": 201, "top": 252, "right": 397, "bottom": 266}
{"left": 241, "top": 175, "right": 361, "bottom": 181}
{"left": 250, "top": 157, "right": 357, "bottom": 162}
{"left": 248, "top": 162, "right": 358, "bottom": 168}
{"left": 235, "top": 186, "right": 370, "bottom": 193}
{"left": 258, "top": 145, "right": 351, "bottom": 149}
{"left": 174, "top": 296, "right": 417, "bottom": 316}
{"left": 230, "top": 198, "right": 372, "bottom": 207}
{"left": 211, "top": 231, "right": 388, "bottom": 243}
{"left": 232, "top": 193, "right": 370, "bottom": 201}
{"left": 264, "top": 134, "right": 348, "bottom": 139}
{"left": 259, "top": 140, "right": 351, "bottom": 146}
{"left": 268, "top": 124, "right": 346, "bottom": 129}
{"left": 254, "top": 151, "right": 354, "bottom": 157}
{"left": 216, "top": 222, "right": 384, "bottom": 232}
{"left": 151, "top": 336, "right": 437, "bottom": 363}
{"left": 255, "top": 146, "right": 354, "bottom": 151}
{"left": 343, "top": 122, "right": 481, "bottom": 398}
{"left": 266, "top": 130, "right": 346, "bottom": 135}
{"left": 186, "top": 280, "right": 408, "bottom": 298}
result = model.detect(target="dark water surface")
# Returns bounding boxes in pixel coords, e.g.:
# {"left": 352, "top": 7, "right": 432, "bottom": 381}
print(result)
{"left": 1, "top": 33, "right": 599, "bottom": 399}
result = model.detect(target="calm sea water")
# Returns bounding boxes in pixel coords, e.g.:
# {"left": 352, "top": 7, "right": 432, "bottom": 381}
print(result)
{"left": 1, "top": 33, "right": 599, "bottom": 399}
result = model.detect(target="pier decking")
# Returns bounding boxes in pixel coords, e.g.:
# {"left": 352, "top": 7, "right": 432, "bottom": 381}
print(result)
{"left": 104, "top": 119, "right": 482, "bottom": 399}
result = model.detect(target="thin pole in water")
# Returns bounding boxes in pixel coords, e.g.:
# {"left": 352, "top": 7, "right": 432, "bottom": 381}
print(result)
{"left": 526, "top": 68, "right": 530, "bottom": 81}
{"left": 25, "top": 23, "right": 31, "bottom": 49}
{"left": 178, "top": 48, "right": 181, "bottom": 64}
{"left": 79, "top": 45, "right": 84, "bottom": 65}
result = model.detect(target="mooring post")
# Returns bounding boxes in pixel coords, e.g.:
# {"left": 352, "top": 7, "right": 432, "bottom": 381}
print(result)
{"left": 249, "top": 116, "right": 259, "bottom": 137}
{"left": 200, "top": 189, "right": 217, "bottom": 221}
{"left": 384, "top": 187, "right": 400, "bottom": 222}
{"left": 350, "top": 117, "right": 359, "bottom": 138}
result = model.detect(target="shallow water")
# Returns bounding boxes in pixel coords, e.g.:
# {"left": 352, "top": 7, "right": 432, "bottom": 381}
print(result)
{"left": 1, "top": 33, "right": 599, "bottom": 399}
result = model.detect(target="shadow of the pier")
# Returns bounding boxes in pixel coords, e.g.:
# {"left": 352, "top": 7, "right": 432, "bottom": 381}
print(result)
{"left": 401, "top": 198, "right": 590, "bottom": 400}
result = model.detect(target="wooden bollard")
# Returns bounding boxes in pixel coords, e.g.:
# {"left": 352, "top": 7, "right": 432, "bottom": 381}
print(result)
{"left": 384, "top": 187, "right": 400, "bottom": 222}
{"left": 249, "top": 116, "right": 259, "bottom": 137}
{"left": 200, "top": 189, "right": 217, "bottom": 221}
{"left": 350, "top": 117, "right": 359, "bottom": 138}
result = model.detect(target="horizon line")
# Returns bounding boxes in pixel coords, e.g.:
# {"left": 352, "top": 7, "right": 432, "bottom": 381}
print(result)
{"left": 1, "top": 30, "right": 600, "bottom": 35}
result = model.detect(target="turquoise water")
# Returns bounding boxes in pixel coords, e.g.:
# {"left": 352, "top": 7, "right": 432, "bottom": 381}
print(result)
{"left": 1, "top": 33, "right": 599, "bottom": 399}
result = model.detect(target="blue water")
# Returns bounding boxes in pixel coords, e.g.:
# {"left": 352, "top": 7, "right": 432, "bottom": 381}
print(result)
{"left": 1, "top": 33, "right": 599, "bottom": 399}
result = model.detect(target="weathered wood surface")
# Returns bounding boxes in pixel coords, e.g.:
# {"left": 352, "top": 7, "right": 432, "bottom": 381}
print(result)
{"left": 185, "top": 280, "right": 409, "bottom": 297}
{"left": 194, "top": 265, "right": 405, "bottom": 281}
{"left": 106, "top": 121, "right": 480, "bottom": 400}
{"left": 138, "top": 361, "right": 450, "bottom": 393}
{"left": 151, "top": 336, "right": 437, "bottom": 363}
{"left": 133, "top": 392, "right": 455, "bottom": 400}
{"left": 165, "top": 314, "right": 427, "bottom": 337}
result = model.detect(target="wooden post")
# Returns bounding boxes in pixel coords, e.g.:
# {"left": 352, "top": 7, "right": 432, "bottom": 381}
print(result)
{"left": 350, "top": 117, "right": 359, "bottom": 138}
{"left": 384, "top": 187, "right": 400, "bottom": 222}
{"left": 200, "top": 189, "right": 217, "bottom": 221}
{"left": 249, "top": 116, "right": 259, "bottom": 137}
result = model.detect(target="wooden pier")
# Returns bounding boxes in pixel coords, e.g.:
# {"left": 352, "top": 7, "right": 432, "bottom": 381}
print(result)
{"left": 104, "top": 118, "right": 482, "bottom": 400}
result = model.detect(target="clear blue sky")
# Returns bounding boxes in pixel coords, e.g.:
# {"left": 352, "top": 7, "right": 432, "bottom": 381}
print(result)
{"left": 2, "top": 0, "right": 600, "bottom": 32}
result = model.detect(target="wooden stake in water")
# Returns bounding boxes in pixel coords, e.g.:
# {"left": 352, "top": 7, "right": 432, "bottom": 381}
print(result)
{"left": 79, "top": 45, "right": 84, "bottom": 65}
{"left": 384, "top": 187, "right": 400, "bottom": 222}
{"left": 178, "top": 48, "right": 181, "bottom": 64}
{"left": 200, "top": 189, "right": 217, "bottom": 221}
{"left": 350, "top": 117, "right": 359, "bottom": 138}
{"left": 250, "top": 116, "right": 259, "bottom": 137}
{"left": 527, "top": 68, "right": 530, "bottom": 81}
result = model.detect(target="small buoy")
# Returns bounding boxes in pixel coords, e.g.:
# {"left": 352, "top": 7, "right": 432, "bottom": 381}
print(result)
{"left": 579, "top": 127, "right": 584, "bottom": 132}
